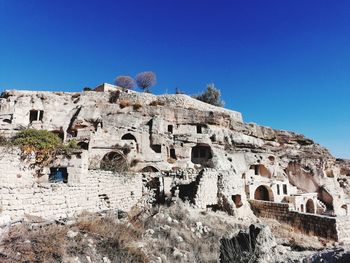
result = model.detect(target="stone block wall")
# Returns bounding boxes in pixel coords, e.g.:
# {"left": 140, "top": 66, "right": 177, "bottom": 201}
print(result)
{"left": 0, "top": 171, "right": 142, "bottom": 220}
{"left": 0, "top": 148, "right": 34, "bottom": 186}
{"left": 249, "top": 200, "right": 339, "bottom": 241}
{"left": 194, "top": 171, "right": 218, "bottom": 208}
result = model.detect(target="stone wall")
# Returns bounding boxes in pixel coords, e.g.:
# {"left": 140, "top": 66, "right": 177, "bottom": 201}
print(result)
{"left": 336, "top": 216, "right": 350, "bottom": 243}
{"left": 0, "top": 171, "right": 143, "bottom": 220}
{"left": 194, "top": 171, "right": 218, "bottom": 208}
{"left": 249, "top": 200, "right": 339, "bottom": 241}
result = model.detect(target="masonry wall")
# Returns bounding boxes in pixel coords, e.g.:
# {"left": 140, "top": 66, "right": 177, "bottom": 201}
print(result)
{"left": 0, "top": 148, "right": 35, "bottom": 187}
{"left": 0, "top": 171, "right": 142, "bottom": 220}
{"left": 249, "top": 200, "right": 338, "bottom": 241}
{"left": 194, "top": 171, "right": 218, "bottom": 208}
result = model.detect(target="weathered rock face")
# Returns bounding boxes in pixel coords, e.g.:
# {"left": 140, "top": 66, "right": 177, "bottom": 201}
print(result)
{"left": 219, "top": 224, "right": 277, "bottom": 263}
{"left": 0, "top": 87, "right": 349, "bottom": 226}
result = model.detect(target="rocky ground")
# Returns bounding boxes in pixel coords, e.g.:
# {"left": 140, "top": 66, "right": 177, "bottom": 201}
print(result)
{"left": 0, "top": 201, "right": 348, "bottom": 263}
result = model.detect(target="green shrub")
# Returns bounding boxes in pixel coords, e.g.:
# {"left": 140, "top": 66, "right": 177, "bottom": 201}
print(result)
{"left": 12, "top": 129, "right": 82, "bottom": 166}
{"left": 13, "top": 129, "right": 61, "bottom": 151}
{"left": 0, "top": 135, "right": 9, "bottom": 146}
{"left": 57, "top": 139, "right": 80, "bottom": 155}
{"left": 193, "top": 83, "right": 224, "bottom": 107}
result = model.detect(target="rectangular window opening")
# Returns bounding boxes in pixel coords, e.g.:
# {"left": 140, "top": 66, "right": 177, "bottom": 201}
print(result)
{"left": 170, "top": 148, "right": 176, "bottom": 159}
{"left": 39, "top": 110, "right": 44, "bottom": 121}
{"left": 29, "top": 110, "right": 38, "bottom": 123}
{"left": 49, "top": 167, "right": 68, "bottom": 183}
{"left": 167, "top": 125, "right": 173, "bottom": 133}
{"left": 29, "top": 110, "right": 44, "bottom": 123}
{"left": 151, "top": 144, "right": 162, "bottom": 153}
{"left": 283, "top": 184, "right": 287, "bottom": 195}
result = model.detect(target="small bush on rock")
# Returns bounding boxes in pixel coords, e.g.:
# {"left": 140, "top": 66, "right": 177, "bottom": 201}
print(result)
{"left": 149, "top": 100, "right": 165, "bottom": 106}
{"left": 2, "top": 224, "right": 68, "bottom": 263}
{"left": 193, "top": 83, "right": 224, "bottom": 107}
{"left": 133, "top": 102, "right": 142, "bottom": 110}
{"left": 119, "top": 99, "right": 131, "bottom": 109}
{"left": 109, "top": 90, "right": 120, "bottom": 103}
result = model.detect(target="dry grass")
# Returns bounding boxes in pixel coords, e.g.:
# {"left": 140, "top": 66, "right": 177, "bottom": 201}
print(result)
{"left": 75, "top": 213, "right": 148, "bottom": 263}
{"left": 119, "top": 99, "right": 132, "bottom": 109}
{"left": 167, "top": 157, "right": 176, "bottom": 164}
{"left": 0, "top": 203, "right": 246, "bottom": 263}
{"left": 0, "top": 213, "right": 148, "bottom": 263}
{"left": 149, "top": 100, "right": 165, "bottom": 106}
{"left": 141, "top": 202, "right": 236, "bottom": 263}
{"left": 133, "top": 102, "right": 142, "bottom": 110}
{"left": 1, "top": 223, "right": 68, "bottom": 263}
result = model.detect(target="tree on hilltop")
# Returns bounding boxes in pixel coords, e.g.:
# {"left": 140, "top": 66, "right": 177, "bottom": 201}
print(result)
{"left": 193, "top": 83, "right": 224, "bottom": 107}
{"left": 135, "top": 71, "right": 157, "bottom": 93}
{"left": 115, "top": 76, "right": 136, "bottom": 91}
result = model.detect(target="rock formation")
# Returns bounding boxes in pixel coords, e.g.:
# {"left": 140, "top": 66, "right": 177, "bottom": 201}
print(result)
{"left": 0, "top": 83, "right": 349, "bottom": 243}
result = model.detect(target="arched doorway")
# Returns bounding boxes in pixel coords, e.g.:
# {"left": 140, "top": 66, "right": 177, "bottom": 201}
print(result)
{"left": 191, "top": 144, "right": 212, "bottom": 165}
{"left": 306, "top": 199, "right": 315, "bottom": 214}
{"left": 100, "top": 151, "right": 128, "bottom": 172}
{"left": 254, "top": 185, "right": 273, "bottom": 201}
{"left": 141, "top": 166, "right": 160, "bottom": 173}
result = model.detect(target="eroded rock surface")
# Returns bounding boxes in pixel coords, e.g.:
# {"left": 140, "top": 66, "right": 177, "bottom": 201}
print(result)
{"left": 0, "top": 85, "right": 349, "bottom": 245}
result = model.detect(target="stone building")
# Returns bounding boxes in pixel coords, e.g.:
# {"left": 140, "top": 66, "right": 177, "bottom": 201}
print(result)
{"left": 0, "top": 85, "right": 349, "bottom": 242}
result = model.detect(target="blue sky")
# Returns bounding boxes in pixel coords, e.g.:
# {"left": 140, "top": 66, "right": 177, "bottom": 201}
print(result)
{"left": 0, "top": 0, "right": 349, "bottom": 158}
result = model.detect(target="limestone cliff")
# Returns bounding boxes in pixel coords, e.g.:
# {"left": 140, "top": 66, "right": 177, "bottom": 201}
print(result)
{"left": 0, "top": 87, "right": 349, "bottom": 231}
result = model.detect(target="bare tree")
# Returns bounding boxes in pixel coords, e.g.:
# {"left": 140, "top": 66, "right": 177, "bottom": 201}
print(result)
{"left": 193, "top": 83, "right": 224, "bottom": 107}
{"left": 114, "top": 76, "right": 136, "bottom": 91}
{"left": 135, "top": 71, "right": 157, "bottom": 93}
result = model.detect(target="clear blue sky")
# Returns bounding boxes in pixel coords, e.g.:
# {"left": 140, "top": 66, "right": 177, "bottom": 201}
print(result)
{"left": 0, "top": 0, "right": 349, "bottom": 158}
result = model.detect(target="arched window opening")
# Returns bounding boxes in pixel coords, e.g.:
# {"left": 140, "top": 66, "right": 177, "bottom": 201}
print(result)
{"left": 100, "top": 151, "right": 128, "bottom": 172}
{"left": 141, "top": 166, "right": 159, "bottom": 173}
{"left": 121, "top": 133, "right": 137, "bottom": 142}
